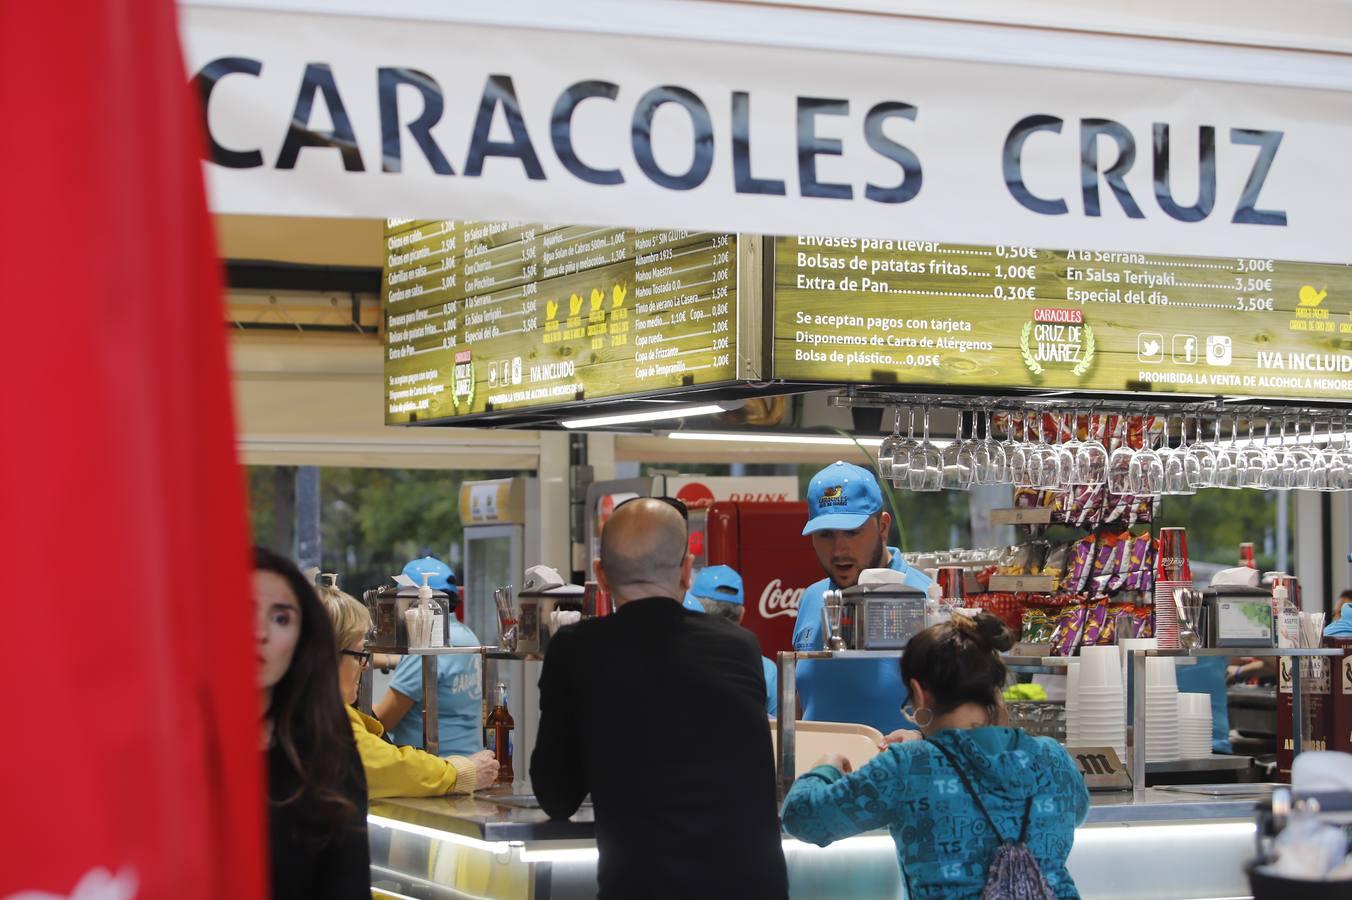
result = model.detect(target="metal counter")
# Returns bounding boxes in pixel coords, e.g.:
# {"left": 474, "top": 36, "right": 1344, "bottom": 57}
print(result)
{"left": 368, "top": 786, "right": 1264, "bottom": 899}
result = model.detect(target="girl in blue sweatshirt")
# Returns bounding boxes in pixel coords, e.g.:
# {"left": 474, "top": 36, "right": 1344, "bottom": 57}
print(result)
{"left": 781, "top": 613, "right": 1089, "bottom": 899}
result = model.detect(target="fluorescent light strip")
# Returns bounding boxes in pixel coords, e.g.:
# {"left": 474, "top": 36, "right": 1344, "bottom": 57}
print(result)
{"left": 367, "top": 814, "right": 507, "bottom": 854}
{"left": 669, "top": 431, "right": 953, "bottom": 449}
{"left": 562, "top": 403, "right": 727, "bottom": 430}
{"left": 1073, "top": 821, "right": 1255, "bottom": 844}
{"left": 519, "top": 845, "right": 601, "bottom": 863}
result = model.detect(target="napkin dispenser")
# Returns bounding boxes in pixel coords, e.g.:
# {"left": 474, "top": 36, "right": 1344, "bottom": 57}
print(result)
{"left": 364, "top": 579, "right": 453, "bottom": 653}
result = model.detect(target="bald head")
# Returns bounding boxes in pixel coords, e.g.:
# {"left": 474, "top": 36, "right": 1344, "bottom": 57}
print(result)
{"left": 596, "top": 498, "right": 692, "bottom": 604}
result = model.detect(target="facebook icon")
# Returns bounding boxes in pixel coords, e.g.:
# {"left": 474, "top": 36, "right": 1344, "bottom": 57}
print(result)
{"left": 1173, "top": 335, "right": 1199, "bottom": 365}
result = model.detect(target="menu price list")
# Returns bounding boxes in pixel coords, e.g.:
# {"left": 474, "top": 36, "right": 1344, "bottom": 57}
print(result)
{"left": 773, "top": 236, "right": 1352, "bottom": 401}
{"left": 383, "top": 218, "right": 738, "bottom": 423}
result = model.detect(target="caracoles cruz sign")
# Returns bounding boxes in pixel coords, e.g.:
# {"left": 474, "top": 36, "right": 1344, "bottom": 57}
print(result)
{"left": 180, "top": 5, "right": 1352, "bottom": 263}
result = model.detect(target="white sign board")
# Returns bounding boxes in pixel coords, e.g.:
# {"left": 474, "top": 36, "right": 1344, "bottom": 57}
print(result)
{"left": 182, "top": 3, "right": 1352, "bottom": 262}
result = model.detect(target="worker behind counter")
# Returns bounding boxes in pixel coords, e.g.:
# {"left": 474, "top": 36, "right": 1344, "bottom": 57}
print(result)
{"left": 794, "top": 461, "right": 935, "bottom": 734}
{"left": 682, "top": 564, "right": 778, "bottom": 716}
{"left": 374, "top": 557, "right": 485, "bottom": 757}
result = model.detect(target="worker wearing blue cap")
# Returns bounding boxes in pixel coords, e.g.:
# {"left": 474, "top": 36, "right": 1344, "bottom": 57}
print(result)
{"left": 684, "top": 565, "right": 778, "bottom": 717}
{"left": 374, "top": 557, "right": 485, "bottom": 756}
{"left": 793, "top": 461, "right": 934, "bottom": 734}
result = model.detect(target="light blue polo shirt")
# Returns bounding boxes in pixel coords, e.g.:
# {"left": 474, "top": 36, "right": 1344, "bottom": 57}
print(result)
{"left": 763, "top": 657, "right": 779, "bottom": 718}
{"left": 387, "top": 619, "right": 484, "bottom": 756}
{"left": 792, "top": 547, "right": 933, "bottom": 734}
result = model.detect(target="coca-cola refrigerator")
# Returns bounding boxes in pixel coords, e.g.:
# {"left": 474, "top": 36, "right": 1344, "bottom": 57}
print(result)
{"left": 705, "top": 500, "right": 822, "bottom": 656}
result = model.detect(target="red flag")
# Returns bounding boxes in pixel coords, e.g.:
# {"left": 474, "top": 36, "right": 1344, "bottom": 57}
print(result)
{"left": 0, "top": 3, "right": 265, "bottom": 898}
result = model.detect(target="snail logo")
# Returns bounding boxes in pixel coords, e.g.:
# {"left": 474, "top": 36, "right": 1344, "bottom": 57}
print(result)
{"left": 590, "top": 288, "right": 605, "bottom": 314}
{"left": 546, "top": 299, "right": 559, "bottom": 321}
{"left": 612, "top": 283, "right": 627, "bottom": 308}
{"left": 819, "top": 485, "right": 846, "bottom": 507}
{"left": 568, "top": 293, "right": 583, "bottom": 317}
{"left": 1298, "top": 285, "right": 1328, "bottom": 308}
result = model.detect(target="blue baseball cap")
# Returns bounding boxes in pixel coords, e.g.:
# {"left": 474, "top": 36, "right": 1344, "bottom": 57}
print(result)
{"left": 403, "top": 556, "right": 455, "bottom": 591}
{"left": 683, "top": 565, "right": 744, "bottom": 610}
{"left": 802, "top": 461, "right": 883, "bottom": 535}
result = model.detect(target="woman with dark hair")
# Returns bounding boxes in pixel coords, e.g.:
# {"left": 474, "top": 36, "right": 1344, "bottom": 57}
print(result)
{"left": 782, "top": 613, "right": 1089, "bottom": 898}
{"left": 254, "top": 546, "right": 370, "bottom": 899}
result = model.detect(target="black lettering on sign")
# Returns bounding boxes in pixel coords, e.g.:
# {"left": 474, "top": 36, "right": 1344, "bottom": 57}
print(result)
{"left": 1076, "top": 753, "right": 1115, "bottom": 776}
{"left": 797, "top": 97, "right": 851, "bottom": 200}
{"left": 465, "top": 75, "right": 545, "bottom": 180}
{"left": 631, "top": 86, "right": 715, "bottom": 191}
{"left": 1003, "top": 115, "right": 1068, "bottom": 215}
{"left": 193, "top": 57, "right": 264, "bottom": 169}
{"left": 277, "top": 63, "right": 365, "bottom": 172}
{"left": 377, "top": 68, "right": 452, "bottom": 175}
{"left": 1230, "top": 129, "right": 1287, "bottom": 226}
{"left": 731, "top": 91, "right": 786, "bottom": 196}
{"left": 1080, "top": 118, "right": 1144, "bottom": 219}
{"left": 863, "top": 101, "right": 922, "bottom": 204}
{"left": 1153, "top": 123, "right": 1216, "bottom": 223}
{"left": 551, "top": 81, "right": 623, "bottom": 186}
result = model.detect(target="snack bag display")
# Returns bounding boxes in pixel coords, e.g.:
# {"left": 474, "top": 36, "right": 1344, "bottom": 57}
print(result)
{"left": 1050, "top": 602, "right": 1089, "bottom": 656}
{"left": 1080, "top": 597, "right": 1112, "bottom": 645}
{"left": 1064, "top": 535, "right": 1097, "bottom": 594}
{"left": 1020, "top": 606, "right": 1057, "bottom": 644}
{"left": 1042, "top": 543, "right": 1071, "bottom": 587}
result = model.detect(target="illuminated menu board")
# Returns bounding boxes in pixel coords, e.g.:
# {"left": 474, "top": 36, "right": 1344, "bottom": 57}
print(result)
{"left": 773, "top": 238, "right": 1352, "bottom": 401}
{"left": 383, "top": 220, "right": 738, "bottom": 423}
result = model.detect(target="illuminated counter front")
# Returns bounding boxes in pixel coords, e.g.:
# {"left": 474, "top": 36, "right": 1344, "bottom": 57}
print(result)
{"left": 367, "top": 789, "right": 1259, "bottom": 899}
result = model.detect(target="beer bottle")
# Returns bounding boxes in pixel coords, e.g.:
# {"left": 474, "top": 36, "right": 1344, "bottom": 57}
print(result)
{"left": 486, "top": 682, "right": 514, "bottom": 784}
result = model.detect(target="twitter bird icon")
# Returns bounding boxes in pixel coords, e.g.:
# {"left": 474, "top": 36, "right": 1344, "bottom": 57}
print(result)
{"left": 1138, "top": 332, "right": 1164, "bottom": 363}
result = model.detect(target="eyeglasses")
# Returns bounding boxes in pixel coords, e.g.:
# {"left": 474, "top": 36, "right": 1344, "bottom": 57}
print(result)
{"left": 341, "top": 649, "right": 372, "bottom": 668}
{"left": 614, "top": 495, "right": 689, "bottom": 521}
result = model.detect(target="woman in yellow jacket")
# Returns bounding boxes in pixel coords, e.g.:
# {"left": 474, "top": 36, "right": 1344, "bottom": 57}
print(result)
{"left": 318, "top": 582, "right": 498, "bottom": 797}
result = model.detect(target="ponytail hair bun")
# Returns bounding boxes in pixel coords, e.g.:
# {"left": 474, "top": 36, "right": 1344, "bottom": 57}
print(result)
{"left": 968, "top": 610, "right": 1016, "bottom": 651}
{"left": 900, "top": 611, "right": 1014, "bottom": 723}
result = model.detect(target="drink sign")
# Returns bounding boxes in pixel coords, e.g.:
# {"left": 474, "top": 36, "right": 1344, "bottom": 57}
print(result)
{"left": 1065, "top": 746, "right": 1133, "bottom": 791}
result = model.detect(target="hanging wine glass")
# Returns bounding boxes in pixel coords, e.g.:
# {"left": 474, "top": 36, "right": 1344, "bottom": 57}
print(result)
{"left": 1289, "top": 417, "right": 1314, "bottom": 490}
{"left": 877, "top": 407, "right": 904, "bottom": 477}
{"left": 1309, "top": 413, "right": 1333, "bottom": 492}
{"left": 890, "top": 407, "right": 918, "bottom": 487}
{"left": 1106, "top": 413, "right": 1134, "bottom": 495}
{"left": 1075, "top": 409, "right": 1109, "bottom": 486}
{"left": 1185, "top": 413, "right": 1217, "bottom": 489}
{"left": 1162, "top": 412, "right": 1196, "bottom": 496}
{"left": 1128, "top": 408, "right": 1164, "bottom": 496}
{"left": 908, "top": 405, "right": 943, "bottom": 492}
{"left": 1214, "top": 414, "right": 1243, "bottom": 490}
{"left": 1011, "top": 410, "right": 1034, "bottom": 488}
{"left": 1240, "top": 414, "right": 1268, "bottom": 489}
{"left": 977, "top": 408, "right": 1008, "bottom": 485}
{"left": 1336, "top": 411, "right": 1352, "bottom": 491}
{"left": 942, "top": 410, "right": 977, "bottom": 491}
{"left": 1034, "top": 411, "right": 1063, "bottom": 492}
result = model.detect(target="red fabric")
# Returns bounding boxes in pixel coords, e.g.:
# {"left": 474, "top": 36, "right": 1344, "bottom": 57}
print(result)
{"left": 0, "top": 3, "right": 265, "bottom": 898}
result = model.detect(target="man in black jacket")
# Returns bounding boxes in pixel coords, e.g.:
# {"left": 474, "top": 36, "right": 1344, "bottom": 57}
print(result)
{"left": 530, "top": 497, "right": 789, "bottom": 899}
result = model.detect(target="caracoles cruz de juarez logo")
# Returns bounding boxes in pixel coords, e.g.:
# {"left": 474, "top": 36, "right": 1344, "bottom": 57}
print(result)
{"left": 1020, "top": 307, "right": 1095, "bottom": 378}
{"left": 819, "top": 485, "right": 845, "bottom": 505}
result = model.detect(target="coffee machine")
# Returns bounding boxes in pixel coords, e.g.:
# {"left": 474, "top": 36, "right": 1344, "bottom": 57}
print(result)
{"left": 821, "top": 568, "right": 927, "bottom": 651}
{"left": 511, "top": 565, "right": 585, "bottom": 657}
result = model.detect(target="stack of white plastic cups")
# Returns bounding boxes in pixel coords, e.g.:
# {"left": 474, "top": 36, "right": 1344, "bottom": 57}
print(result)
{"left": 1177, "top": 693, "right": 1213, "bottom": 758}
{"left": 1070, "top": 646, "right": 1126, "bottom": 759}
{"left": 1144, "top": 656, "right": 1182, "bottom": 762}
